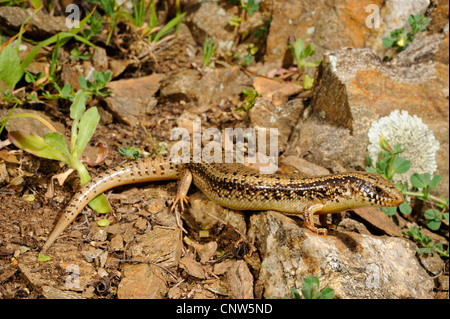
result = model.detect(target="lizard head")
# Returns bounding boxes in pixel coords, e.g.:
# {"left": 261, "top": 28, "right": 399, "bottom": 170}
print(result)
{"left": 350, "top": 172, "right": 404, "bottom": 208}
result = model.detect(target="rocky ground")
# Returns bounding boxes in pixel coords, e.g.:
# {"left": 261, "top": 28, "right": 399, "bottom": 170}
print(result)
{"left": 0, "top": 0, "right": 448, "bottom": 299}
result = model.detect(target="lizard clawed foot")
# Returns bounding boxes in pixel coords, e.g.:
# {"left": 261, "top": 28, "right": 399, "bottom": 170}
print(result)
{"left": 170, "top": 194, "right": 190, "bottom": 213}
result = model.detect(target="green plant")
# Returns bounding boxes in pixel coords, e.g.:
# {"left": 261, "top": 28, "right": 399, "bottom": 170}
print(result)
{"left": 366, "top": 137, "right": 449, "bottom": 231}
{"left": 97, "top": 0, "right": 120, "bottom": 45}
{"left": 234, "top": 88, "right": 258, "bottom": 113}
{"left": 382, "top": 14, "right": 430, "bottom": 53}
{"left": 288, "top": 38, "right": 322, "bottom": 72}
{"left": 303, "top": 74, "right": 315, "bottom": 90}
{"left": 78, "top": 70, "right": 113, "bottom": 98}
{"left": 0, "top": 44, "right": 22, "bottom": 93}
{"left": 241, "top": 0, "right": 259, "bottom": 15}
{"left": 131, "top": 0, "right": 153, "bottom": 27}
{"left": 291, "top": 276, "right": 334, "bottom": 299}
{"left": 366, "top": 137, "right": 411, "bottom": 181}
{"left": 81, "top": 11, "right": 105, "bottom": 40}
{"left": 0, "top": 7, "right": 95, "bottom": 99}
{"left": 146, "top": 7, "right": 186, "bottom": 43}
{"left": 119, "top": 146, "right": 141, "bottom": 159}
{"left": 4, "top": 90, "right": 110, "bottom": 214}
{"left": 403, "top": 226, "right": 449, "bottom": 257}
{"left": 144, "top": 127, "right": 168, "bottom": 155}
{"left": 201, "top": 35, "right": 217, "bottom": 67}
{"left": 0, "top": 0, "right": 28, "bottom": 6}
{"left": 70, "top": 46, "right": 94, "bottom": 61}
{"left": 287, "top": 38, "right": 322, "bottom": 90}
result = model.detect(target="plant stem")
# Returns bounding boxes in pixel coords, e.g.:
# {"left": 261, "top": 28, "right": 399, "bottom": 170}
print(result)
{"left": 402, "top": 191, "right": 449, "bottom": 206}
{"left": 74, "top": 161, "right": 91, "bottom": 186}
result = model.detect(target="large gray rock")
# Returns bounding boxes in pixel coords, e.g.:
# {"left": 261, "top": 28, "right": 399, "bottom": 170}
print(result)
{"left": 249, "top": 211, "right": 435, "bottom": 299}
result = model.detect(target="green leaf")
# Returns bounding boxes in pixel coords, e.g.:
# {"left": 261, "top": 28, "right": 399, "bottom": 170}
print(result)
{"left": 43, "top": 132, "right": 72, "bottom": 160}
{"left": 382, "top": 37, "right": 396, "bottom": 48}
{"left": 74, "top": 162, "right": 111, "bottom": 213}
{"left": 399, "top": 202, "right": 412, "bottom": 215}
{"left": 382, "top": 206, "right": 397, "bottom": 216}
{"left": 301, "top": 276, "right": 320, "bottom": 299}
{"left": 21, "top": 32, "right": 96, "bottom": 75}
{"left": 149, "top": 3, "right": 158, "bottom": 29}
{"left": 152, "top": 12, "right": 186, "bottom": 43}
{"left": 417, "top": 247, "right": 433, "bottom": 255}
{"left": 0, "top": 45, "right": 23, "bottom": 90}
{"left": 393, "top": 143, "right": 405, "bottom": 154}
{"left": 320, "top": 287, "right": 335, "bottom": 299}
{"left": 424, "top": 208, "right": 439, "bottom": 220}
{"left": 246, "top": 0, "right": 260, "bottom": 15}
{"left": 304, "top": 60, "right": 322, "bottom": 68}
{"left": 97, "top": 218, "right": 110, "bottom": 227}
{"left": 290, "top": 288, "right": 301, "bottom": 299}
{"left": 303, "top": 74, "right": 314, "bottom": 90}
{"left": 37, "top": 252, "right": 52, "bottom": 262}
{"left": 392, "top": 157, "right": 411, "bottom": 174}
{"left": 88, "top": 193, "right": 111, "bottom": 213}
{"left": 425, "top": 209, "right": 441, "bottom": 230}
{"left": 365, "top": 155, "right": 374, "bottom": 167}
{"left": 366, "top": 166, "right": 377, "bottom": 174}
{"left": 29, "top": 0, "right": 43, "bottom": 9}
{"left": 8, "top": 131, "right": 68, "bottom": 163}
{"left": 429, "top": 175, "right": 442, "bottom": 189}
{"left": 73, "top": 107, "right": 100, "bottom": 159}
{"left": 70, "top": 90, "right": 87, "bottom": 121}
{"left": 410, "top": 173, "right": 430, "bottom": 189}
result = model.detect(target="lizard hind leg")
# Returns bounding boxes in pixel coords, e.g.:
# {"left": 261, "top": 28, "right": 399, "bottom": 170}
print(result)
{"left": 303, "top": 204, "right": 328, "bottom": 235}
{"left": 170, "top": 169, "right": 192, "bottom": 213}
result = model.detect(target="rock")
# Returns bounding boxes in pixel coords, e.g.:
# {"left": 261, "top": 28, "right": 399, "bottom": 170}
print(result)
{"left": 60, "top": 62, "right": 90, "bottom": 91}
{"left": 41, "top": 286, "right": 84, "bottom": 299}
{"left": 434, "top": 33, "right": 449, "bottom": 65}
{"left": 213, "top": 260, "right": 236, "bottom": 276}
{"left": 226, "top": 260, "right": 254, "bottom": 299}
{"left": 204, "top": 279, "right": 230, "bottom": 297}
{"left": 428, "top": 0, "right": 449, "bottom": 33}
{"left": 0, "top": 6, "right": 70, "bottom": 39}
{"left": 365, "top": 0, "right": 431, "bottom": 57}
{"left": 109, "top": 234, "right": 124, "bottom": 252}
{"left": 117, "top": 263, "right": 168, "bottom": 299}
{"left": 352, "top": 207, "right": 402, "bottom": 237}
{"left": 417, "top": 252, "right": 445, "bottom": 276}
{"left": 186, "top": 239, "right": 218, "bottom": 264}
{"left": 0, "top": 108, "right": 65, "bottom": 137}
{"left": 128, "top": 227, "right": 182, "bottom": 269}
{"left": 80, "top": 247, "right": 108, "bottom": 267}
{"left": 89, "top": 224, "right": 108, "bottom": 242}
{"left": 249, "top": 211, "right": 434, "bottom": 299}
{"left": 179, "top": 256, "right": 206, "bottom": 279}
{"left": 280, "top": 156, "right": 330, "bottom": 176}
{"left": 160, "top": 66, "right": 250, "bottom": 110}
{"left": 253, "top": 78, "right": 302, "bottom": 106}
{"left": 92, "top": 47, "right": 109, "bottom": 72}
{"left": 0, "top": 162, "right": 8, "bottom": 185}
{"left": 263, "top": 0, "right": 384, "bottom": 72}
{"left": 289, "top": 47, "right": 449, "bottom": 197}
{"left": 188, "top": 192, "right": 247, "bottom": 236}
{"left": 189, "top": 1, "right": 236, "bottom": 50}
{"left": 103, "top": 74, "right": 163, "bottom": 126}
{"left": 249, "top": 97, "right": 304, "bottom": 147}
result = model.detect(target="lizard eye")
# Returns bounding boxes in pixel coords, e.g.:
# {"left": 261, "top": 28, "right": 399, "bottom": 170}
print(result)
{"left": 375, "top": 186, "right": 382, "bottom": 194}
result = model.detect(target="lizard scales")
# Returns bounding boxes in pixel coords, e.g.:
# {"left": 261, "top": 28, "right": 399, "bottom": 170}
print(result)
{"left": 40, "top": 155, "right": 404, "bottom": 252}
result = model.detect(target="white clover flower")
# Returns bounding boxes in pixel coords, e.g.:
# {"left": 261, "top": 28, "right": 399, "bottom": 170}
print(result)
{"left": 367, "top": 109, "right": 440, "bottom": 189}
